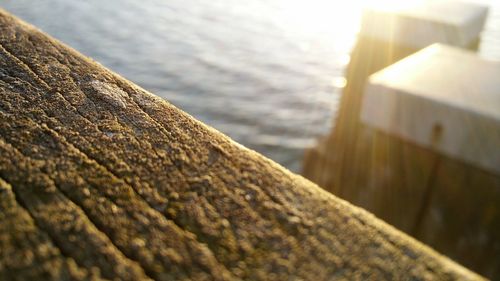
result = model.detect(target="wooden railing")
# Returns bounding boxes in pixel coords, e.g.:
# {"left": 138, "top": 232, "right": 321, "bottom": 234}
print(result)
{"left": 0, "top": 9, "right": 484, "bottom": 280}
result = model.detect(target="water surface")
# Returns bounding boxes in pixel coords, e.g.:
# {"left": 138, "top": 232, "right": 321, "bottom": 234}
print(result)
{"left": 1, "top": 0, "right": 498, "bottom": 172}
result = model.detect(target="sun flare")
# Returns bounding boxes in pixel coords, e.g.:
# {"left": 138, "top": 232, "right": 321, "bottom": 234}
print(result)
{"left": 274, "top": 0, "right": 426, "bottom": 43}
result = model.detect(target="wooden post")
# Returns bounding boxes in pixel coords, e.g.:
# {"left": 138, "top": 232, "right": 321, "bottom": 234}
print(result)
{"left": 304, "top": 1, "right": 489, "bottom": 229}
{"left": 0, "top": 9, "right": 485, "bottom": 281}
{"left": 361, "top": 44, "right": 500, "bottom": 278}
{"left": 304, "top": 1, "right": 489, "bottom": 196}
{"left": 302, "top": 1, "right": 498, "bottom": 279}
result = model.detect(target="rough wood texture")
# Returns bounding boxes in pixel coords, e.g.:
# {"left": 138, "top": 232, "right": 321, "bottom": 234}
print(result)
{"left": 0, "top": 10, "right": 484, "bottom": 280}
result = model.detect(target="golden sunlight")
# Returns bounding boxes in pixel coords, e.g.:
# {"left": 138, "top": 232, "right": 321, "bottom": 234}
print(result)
{"left": 274, "top": 0, "right": 425, "bottom": 41}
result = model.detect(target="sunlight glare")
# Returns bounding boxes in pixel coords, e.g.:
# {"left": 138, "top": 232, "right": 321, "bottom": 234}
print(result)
{"left": 274, "top": 0, "right": 425, "bottom": 43}
{"left": 332, "top": 77, "right": 347, "bottom": 89}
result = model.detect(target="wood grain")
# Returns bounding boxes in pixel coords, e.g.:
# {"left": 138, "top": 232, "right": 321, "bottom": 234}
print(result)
{"left": 0, "top": 9, "right": 484, "bottom": 280}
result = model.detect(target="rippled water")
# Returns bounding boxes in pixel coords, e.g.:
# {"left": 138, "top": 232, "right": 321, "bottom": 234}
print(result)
{"left": 1, "top": 0, "right": 498, "bottom": 172}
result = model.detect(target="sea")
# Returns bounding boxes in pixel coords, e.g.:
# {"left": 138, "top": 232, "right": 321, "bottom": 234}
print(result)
{"left": 1, "top": 0, "right": 498, "bottom": 172}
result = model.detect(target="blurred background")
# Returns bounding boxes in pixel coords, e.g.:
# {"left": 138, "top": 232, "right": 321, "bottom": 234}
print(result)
{"left": 1, "top": 0, "right": 497, "bottom": 172}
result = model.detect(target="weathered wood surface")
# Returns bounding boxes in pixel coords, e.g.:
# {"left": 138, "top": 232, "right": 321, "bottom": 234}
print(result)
{"left": 0, "top": 10, "right": 484, "bottom": 280}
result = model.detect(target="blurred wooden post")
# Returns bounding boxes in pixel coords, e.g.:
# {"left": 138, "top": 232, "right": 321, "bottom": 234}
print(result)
{"left": 362, "top": 44, "right": 500, "bottom": 176}
{"left": 302, "top": 1, "right": 499, "bottom": 279}
{"left": 304, "top": 1, "right": 489, "bottom": 223}
{"left": 361, "top": 44, "right": 500, "bottom": 278}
